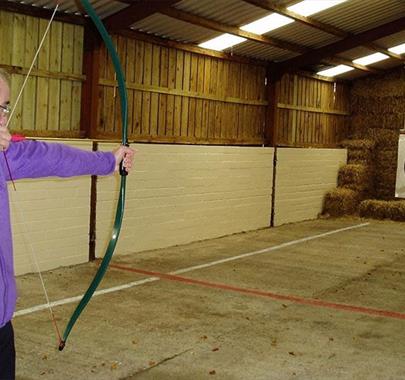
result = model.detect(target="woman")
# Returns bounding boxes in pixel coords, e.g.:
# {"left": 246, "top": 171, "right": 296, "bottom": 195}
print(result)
{"left": 0, "top": 69, "right": 134, "bottom": 379}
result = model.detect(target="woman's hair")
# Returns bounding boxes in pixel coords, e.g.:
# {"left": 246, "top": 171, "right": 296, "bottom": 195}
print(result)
{"left": 0, "top": 68, "right": 10, "bottom": 86}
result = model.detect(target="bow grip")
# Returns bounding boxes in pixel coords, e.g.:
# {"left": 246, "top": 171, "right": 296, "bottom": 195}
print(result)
{"left": 119, "top": 142, "right": 130, "bottom": 176}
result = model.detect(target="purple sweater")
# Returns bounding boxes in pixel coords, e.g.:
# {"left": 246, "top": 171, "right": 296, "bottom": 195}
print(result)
{"left": 0, "top": 140, "right": 115, "bottom": 327}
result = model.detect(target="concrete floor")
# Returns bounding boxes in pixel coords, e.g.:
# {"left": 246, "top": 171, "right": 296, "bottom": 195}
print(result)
{"left": 13, "top": 217, "right": 405, "bottom": 380}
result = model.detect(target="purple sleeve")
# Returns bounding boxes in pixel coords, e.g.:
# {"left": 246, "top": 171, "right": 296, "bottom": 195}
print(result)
{"left": 4, "top": 140, "right": 115, "bottom": 180}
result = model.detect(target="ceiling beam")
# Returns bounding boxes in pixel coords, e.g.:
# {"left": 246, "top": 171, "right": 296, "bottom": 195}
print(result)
{"left": 243, "top": 0, "right": 404, "bottom": 62}
{"left": 117, "top": 28, "right": 267, "bottom": 66}
{"left": 274, "top": 16, "right": 405, "bottom": 73}
{"left": 160, "top": 7, "right": 308, "bottom": 53}
{"left": 160, "top": 7, "right": 377, "bottom": 73}
{"left": 103, "top": 0, "right": 180, "bottom": 32}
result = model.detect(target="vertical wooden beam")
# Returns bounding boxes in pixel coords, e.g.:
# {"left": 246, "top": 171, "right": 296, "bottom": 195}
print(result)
{"left": 265, "top": 66, "right": 282, "bottom": 227}
{"left": 265, "top": 67, "right": 280, "bottom": 147}
{"left": 89, "top": 142, "right": 98, "bottom": 261}
{"left": 81, "top": 25, "right": 102, "bottom": 261}
{"left": 80, "top": 24, "right": 102, "bottom": 138}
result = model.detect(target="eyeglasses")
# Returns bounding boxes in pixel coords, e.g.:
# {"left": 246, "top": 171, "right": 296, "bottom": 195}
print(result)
{"left": 0, "top": 104, "right": 10, "bottom": 115}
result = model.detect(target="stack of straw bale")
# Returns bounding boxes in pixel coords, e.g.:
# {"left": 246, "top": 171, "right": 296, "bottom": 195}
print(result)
{"left": 323, "top": 67, "right": 405, "bottom": 220}
{"left": 323, "top": 139, "right": 374, "bottom": 216}
{"left": 359, "top": 199, "right": 405, "bottom": 221}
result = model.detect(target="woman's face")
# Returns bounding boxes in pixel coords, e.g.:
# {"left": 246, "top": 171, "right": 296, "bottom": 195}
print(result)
{"left": 0, "top": 78, "right": 10, "bottom": 128}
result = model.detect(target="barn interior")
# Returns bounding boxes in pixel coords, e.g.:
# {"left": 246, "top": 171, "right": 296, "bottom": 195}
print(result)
{"left": 0, "top": 0, "right": 404, "bottom": 379}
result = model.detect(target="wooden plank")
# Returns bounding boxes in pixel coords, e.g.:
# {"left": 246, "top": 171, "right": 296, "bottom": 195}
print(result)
{"left": 47, "top": 21, "right": 62, "bottom": 131}
{"left": 173, "top": 50, "right": 184, "bottom": 137}
{"left": 60, "top": 23, "right": 74, "bottom": 132}
{"left": 71, "top": 25, "right": 83, "bottom": 132}
{"left": 150, "top": 44, "right": 160, "bottom": 136}
{"left": 233, "top": 63, "right": 241, "bottom": 139}
{"left": 222, "top": 61, "right": 231, "bottom": 139}
{"left": 166, "top": 48, "right": 176, "bottom": 136}
{"left": 180, "top": 51, "right": 190, "bottom": 137}
{"left": 208, "top": 58, "right": 218, "bottom": 139}
{"left": 16, "top": 130, "right": 84, "bottom": 138}
{"left": 201, "top": 57, "right": 211, "bottom": 138}
{"left": 0, "top": 63, "right": 84, "bottom": 81}
{"left": 277, "top": 103, "right": 350, "bottom": 116}
{"left": 35, "top": 18, "right": 51, "bottom": 131}
{"left": 188, "top": 53, "right": 198, "bottom": 137}
{"left": 132, "top": 40, "right": 144, "bottom": 135}
{"left": 157, "top": 46, "right": 168, "bottom": 137}
{"left": 22, "top": 15, "right": 38, "bottom": 132}
{"left": 97, "top": 45, "right": 107, "bottom": 133}
{"left": 126, "top": 38, "right": 136, "bottom": 137}
{"left": 239, "top": 65, "right": 248, "bottom": 139}
{"left": 96, "top": 131, "right": 264, "bottom": 146}
{"left": 114, "top": 35, "right": 127, "bottom": 134}
{"left": 0, "top": 11, "right": 13, "bottom": 64}
{"left": 10, "top": 13, "right": 25, "bottom": 131}
{"left": 100, "top": 78, "right": 267, "bottom": 106}
{"left": 141, "top": 42, "right": 152, "bottom": 135}
{"left": 214, "top": 60, "right": 224, "bottom": 139}
{"left": 102, "top": 35, "right": 116, "bottom": 134}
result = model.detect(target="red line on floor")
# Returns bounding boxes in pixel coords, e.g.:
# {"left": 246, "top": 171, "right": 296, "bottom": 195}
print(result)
{"left": 109, "top": 264, "right": 405, "bottom": 321}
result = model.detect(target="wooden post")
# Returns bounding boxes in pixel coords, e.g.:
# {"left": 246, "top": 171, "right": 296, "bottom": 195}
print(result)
{"left": 80, "top": 24, "right": 102, "bottom": 261}
{"left": 80, "top": 23, "right": 102, "bottom": 139}
{"left": 265, "top": 67, "right": 281, "bottom": 147}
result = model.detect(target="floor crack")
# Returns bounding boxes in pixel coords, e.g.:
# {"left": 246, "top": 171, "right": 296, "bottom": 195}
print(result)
{"left": 122, "top": 348, "right": 193, "bottom": 378}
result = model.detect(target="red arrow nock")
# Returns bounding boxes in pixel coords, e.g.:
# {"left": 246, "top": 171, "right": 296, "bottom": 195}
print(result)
{"left": 11, "top": 134, "right": 26, "bottom": 142}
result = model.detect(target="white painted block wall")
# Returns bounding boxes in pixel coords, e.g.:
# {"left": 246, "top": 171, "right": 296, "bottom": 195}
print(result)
{"left": 9, "top": 140, "right": 346, "bottom": 276}
{"left": 96, "top": 143, "right": 274, "bottom": 256}
{"left": 9, "top": 141, "right": 94, "bottom": 276}
{"left": 273, "top": 148, "right": 347, "bottom": 226}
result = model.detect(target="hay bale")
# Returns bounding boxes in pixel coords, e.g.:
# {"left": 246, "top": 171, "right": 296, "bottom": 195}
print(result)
{"left": 338, "top": 164, "right": 373, "bottom": 194}
{"left": 368, "top": 129, "right": 399, "bottom": 148}
{"left": 351, "top": 67, "right": 404, "bottom": 98}
{"left": 359, "top": 199, "right": 405, "bottom": 221}
{"left": 340, "top": 139, "right": 375, "bottom": 165}
{"left": 373, "top": 149, "right": 398, "bottom": 199}
{"left": 375, "top": 149, "right": 398, "bottom": 164}
{"left": 340, "top": 139, "right": 375, "bottom": 150}
{"left": 323, "top": 188, "right": 360, "bottom": 216}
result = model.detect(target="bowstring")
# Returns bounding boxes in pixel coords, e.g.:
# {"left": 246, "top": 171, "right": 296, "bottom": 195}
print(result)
{"left": 5, "top": 4, "right": 63, "bottom": 346}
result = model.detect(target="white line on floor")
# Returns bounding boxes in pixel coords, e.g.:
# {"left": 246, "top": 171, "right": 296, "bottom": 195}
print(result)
{"left": 14, "top": 222, "right": 369, "bottom": 317}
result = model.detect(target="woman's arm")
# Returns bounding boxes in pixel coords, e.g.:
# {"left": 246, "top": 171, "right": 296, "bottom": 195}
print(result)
{"left": 3, "top": 140, "right": 116, "bottom": 180}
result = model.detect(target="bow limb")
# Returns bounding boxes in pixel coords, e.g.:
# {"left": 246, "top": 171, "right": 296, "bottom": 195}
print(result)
{"left": 58, "top": 0, "right": 128, "bottom": 351}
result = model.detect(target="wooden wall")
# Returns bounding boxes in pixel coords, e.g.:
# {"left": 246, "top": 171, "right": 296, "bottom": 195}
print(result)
{"left": 0, "top": 10, "right": 84, "bottom": 136}
{"left": 0, "top": 9, "right": 352, "bottom": 147}
{"left": 273, "top": 73, "right": 350, "bottom": 147}
{"left": 96, "top": 36, "right": 267, "bottom": 144}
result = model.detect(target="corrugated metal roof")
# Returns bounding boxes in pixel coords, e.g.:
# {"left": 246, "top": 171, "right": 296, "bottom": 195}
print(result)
{"left": 3, "top": 0, "right": 405, "bottom": 78}
{"left": 338, "top": 46, "right": 376, "bottom": 61}
{"left": 265, "top": 22, "right": 341, "bottom": 50}
{"left": 132, "top": 13, "right": 217, "bottom": 44}
{"left": 375, "top": 30, "right": 405, "bottom": 50}
{"left": 175, "top": 0, "right": 267, "bottom": 26}
{"left": 6, "top": 0, "right": 127, "bottom": 18}
{"left": 315, "top": 0, "right": 405, "bottom": 34}
{"left": 228, "top": 40, "right": 299, "bottom": 62}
